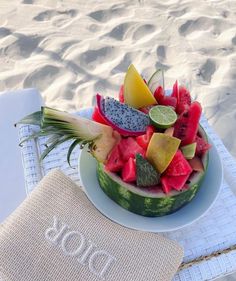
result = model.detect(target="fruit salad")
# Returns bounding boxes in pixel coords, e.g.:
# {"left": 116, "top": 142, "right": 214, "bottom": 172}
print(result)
{"left": 18, "top": 64, "right": 211, "bottom": 217}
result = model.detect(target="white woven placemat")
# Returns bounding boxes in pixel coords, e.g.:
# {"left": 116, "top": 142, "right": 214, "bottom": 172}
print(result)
{"left": 18, "top": 108, "right": 236, "bottom": 281}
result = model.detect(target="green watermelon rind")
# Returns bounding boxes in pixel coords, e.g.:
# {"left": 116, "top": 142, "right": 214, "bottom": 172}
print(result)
{"left": 97, "top": 126, "right": 209, "bottom": 217}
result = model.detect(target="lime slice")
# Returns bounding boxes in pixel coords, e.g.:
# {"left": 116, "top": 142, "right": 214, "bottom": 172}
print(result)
{"left": 149, "top": 105, "right": 177, "bottom": 129}
{"left": 147, "top": 69, "right": 165, "bottom": 93}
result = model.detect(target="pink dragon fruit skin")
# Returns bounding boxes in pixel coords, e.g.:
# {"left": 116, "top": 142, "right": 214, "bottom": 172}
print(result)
{"left": 96, "top": 94, "right": 150, "bottom": 136}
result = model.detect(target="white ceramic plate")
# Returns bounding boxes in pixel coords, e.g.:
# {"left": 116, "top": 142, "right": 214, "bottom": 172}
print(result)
{"left": 79, "top": 134, "right": 223, "bottom": 233}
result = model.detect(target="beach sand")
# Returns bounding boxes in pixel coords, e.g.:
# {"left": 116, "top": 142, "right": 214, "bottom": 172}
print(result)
{"left": 0, "top": 0, "right": 235, "bottom": 279}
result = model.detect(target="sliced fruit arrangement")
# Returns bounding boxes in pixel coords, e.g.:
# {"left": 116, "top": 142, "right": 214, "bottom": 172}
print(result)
{"left": 99, "top": 125, "right": 209, "bottom": 216}
{"left": 17, "top": 64, "right": 211, "bottom": 217}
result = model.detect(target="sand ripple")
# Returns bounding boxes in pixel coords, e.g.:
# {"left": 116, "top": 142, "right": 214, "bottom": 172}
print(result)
{"left": 0, "top": 0, "right": 235, "bottom": 159}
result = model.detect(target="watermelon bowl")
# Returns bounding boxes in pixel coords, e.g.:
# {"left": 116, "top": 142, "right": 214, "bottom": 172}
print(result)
{"left": 79, "top": 132, "right": 222, "bottom": 232}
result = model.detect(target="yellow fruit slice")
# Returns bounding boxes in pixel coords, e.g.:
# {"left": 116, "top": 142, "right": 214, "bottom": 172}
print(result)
{"left": 146, "top": 133, "right": 181, "bottom": 173}
{"left": 124, "top": 64, "right": 157, "bottom": 109}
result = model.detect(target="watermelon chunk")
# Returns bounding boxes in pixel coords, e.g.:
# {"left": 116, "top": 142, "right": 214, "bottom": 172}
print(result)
{"left": 105, "top": 145, "right": 124, "bottom": 172}
{"left": 195, "top": 135, "right": 211, "bottom": 156}
{"left": 176, "top": 86, "right": 191, "bottom": 114}
{"left": 122, "top": 157, "right": 136, "bottom": 182}
{"left": 154, "top": 84, "right": 177, "bottom": 108}
{"left": 161, "top": 149, "right": 193, "bottom": 193}
{"left": 154, "top": 86, "right": 164, "bottom": 102}
{"left": 174, "top": 101, "right": 202, "bottom": 146}
{"left": 165, "top": 150, "right": 193, "bottom": 176}
{"left": 119, "top": 137, "right": 145, "bottom": 161}
{"left": 161, "top": 174, "right": 190, "bottom": 192}
{"left": 136, "top": 125, "right": 155, "bottom": 150}
{"left": 171, "top": 80, "right": 179, "bottom": 100}
{"left": 161, "top": 177, "right": 172, "bottom": 193}
{"left": 170, "top": 82, "right": 191, "bottom": 113}
{"left": 159, "top": 96, "right": 177, "bottom": 109}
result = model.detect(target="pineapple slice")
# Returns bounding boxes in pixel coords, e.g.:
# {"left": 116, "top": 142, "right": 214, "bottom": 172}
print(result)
{"left": 18, "top": 107, "right": 120, "bottom": 164}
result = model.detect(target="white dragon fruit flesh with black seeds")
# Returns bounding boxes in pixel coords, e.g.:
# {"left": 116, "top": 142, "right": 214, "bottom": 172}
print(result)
{"left": 96, "top": 94, "right": 150, "bottom": 136}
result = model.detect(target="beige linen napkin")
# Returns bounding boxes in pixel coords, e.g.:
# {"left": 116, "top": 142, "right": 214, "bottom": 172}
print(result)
{"left": 0, "top": 169, "right": 183, "bottom": 281}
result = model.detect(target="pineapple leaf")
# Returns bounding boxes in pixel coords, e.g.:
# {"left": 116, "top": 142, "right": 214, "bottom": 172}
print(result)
{"left": 16, "top": 111, "right": 42, "bottom": 126}
{"left": 19, "top": 131, "right": 49, "bottom": 146}
{"left": 67, "top": 139, "right": 80, "bottom": 168}
{"left": 17, "top": 106, "right": 108, "bottom": 165}
{"left": 40, "top": 136, "right": 72, "bottom": 161}
{"left": 47, "top": 134, "right": 64, "bottom": 145}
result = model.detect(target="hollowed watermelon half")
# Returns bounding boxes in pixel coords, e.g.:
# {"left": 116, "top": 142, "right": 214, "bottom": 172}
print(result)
{"left": 97, "top": 126, "right": 209, "bottom": 217}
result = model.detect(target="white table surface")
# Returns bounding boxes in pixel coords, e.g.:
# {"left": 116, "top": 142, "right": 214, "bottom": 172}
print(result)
{"left": 1, "top": 89, "right": 236, "bottom": 281}
{"left": 0, "top": 88, "right": 43, "bottom": 223}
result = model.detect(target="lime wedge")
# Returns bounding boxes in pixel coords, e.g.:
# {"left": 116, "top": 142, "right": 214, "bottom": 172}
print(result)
{"left": 149, "top": 105, "right": 177, "bottom": 129}
{"left": 147, "top": 69, "right": 165, "bottom": 93}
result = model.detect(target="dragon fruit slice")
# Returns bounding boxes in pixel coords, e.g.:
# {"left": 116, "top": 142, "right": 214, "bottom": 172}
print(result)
{"left": 96, "top": 94, "right": 150, "bottom": 136}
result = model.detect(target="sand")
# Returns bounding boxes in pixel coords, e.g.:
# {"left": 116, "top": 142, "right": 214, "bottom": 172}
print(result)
{"left": 0, "top": 0, "right": 235, "bottom": 159}
{"left": 0, "top": 0, "right": 235, "bottom": 279}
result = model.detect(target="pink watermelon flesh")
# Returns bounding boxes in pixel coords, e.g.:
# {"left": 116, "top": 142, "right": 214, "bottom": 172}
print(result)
{"left": 105, "top": 145, "right": 124, "bottom": 172}
{"left": 136, "top": 125, "right": 155, "bottom": 150}
{"left": 171, "top": 80, "right": 179, "bottom": 99}
{"left": 119, "top": 137, "right": 145, "bottom": 161}
{"left": 122, "top": 157, "right": 136, "bottom": 182}
{"left": 188, "top": 156, "right": 204, "bottom": 172}
{"left": 176, "top": 86, "right": 191, "bottom": 114}
{"left": 159, "top": 96, "right": 177, "bottom": 109}
{"left": 165, "top": 150, "right": 193, "bottom": 176}
{"left": 161, "top": 177, "right": 172, "bottom": 193}
{"left": 195, "top": 135, "right": 211, "bottom": 156}
{"left": 96, "top": 94, "right": 149, "bottom": 136}
{"left": 139, "top": 105, "right": 154, "bottom": 114}
{"left": 161, "top": 173, "right": 191, "bottom": 192}
{"left": 174, "top": 101, "right": 202, "bottom": 146}
{"left": 154, "top": 86, "right": 165, "bottom": 102}
{"left": 119, "top": 85, "right": 124, "bottom": 103}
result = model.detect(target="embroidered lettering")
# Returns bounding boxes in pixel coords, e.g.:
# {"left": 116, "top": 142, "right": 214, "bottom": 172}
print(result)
{"left": 78, "top": 241, "right": 96, "bottom": 265}
{"left": 45, "top": 216, "right": 116, "bottom": 280}
{"left": 61, "top": 231, "right": 86, "bottom": 256}
{"left": 45, "top": 216, "right": 69, "bottom": 245}
{"left": 89, "top": 250, "right": 116, "bottom": 279}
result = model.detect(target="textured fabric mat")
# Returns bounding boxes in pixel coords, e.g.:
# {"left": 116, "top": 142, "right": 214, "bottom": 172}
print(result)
{"left": 0, "top": 169, "right": 183, "bottom": 281}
